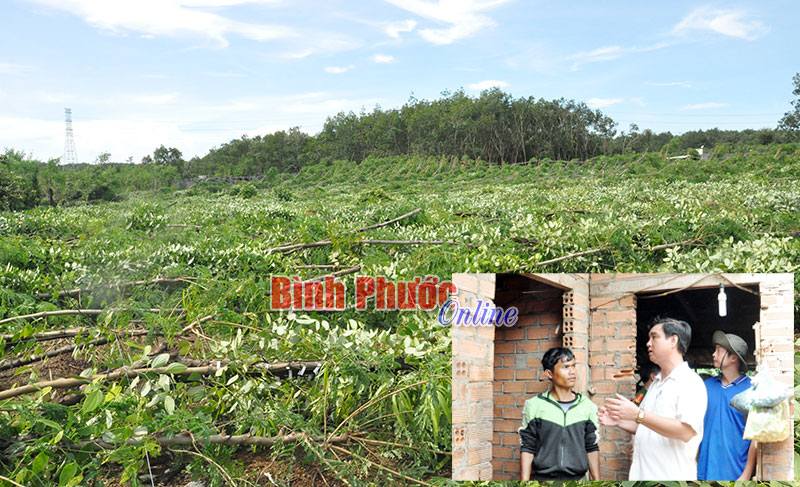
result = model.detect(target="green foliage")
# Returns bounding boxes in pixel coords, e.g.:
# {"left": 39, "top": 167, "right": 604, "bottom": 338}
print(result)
{"left": 1, "top": 143, "right": 799, "bottom": 485}
{"left": 272, "top": 186, "right": 293, "bottom": 202}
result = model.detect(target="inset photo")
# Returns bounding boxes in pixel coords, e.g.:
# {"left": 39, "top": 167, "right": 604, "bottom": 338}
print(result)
{"left": 450, "top": 273, "right": 794, "bottom": 482}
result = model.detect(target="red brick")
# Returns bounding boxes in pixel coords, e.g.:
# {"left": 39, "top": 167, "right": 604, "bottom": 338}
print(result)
{"left": 452, "top": 448, "right": 465, "bottom": 469}
{"left": 469, "top": 364, "right": 493, "bottom": 382}
{"left": 492, "top": 382, "right": 502, "bottom": 392}
{"left": 606, "top": 339, "right": 635, "bottom": 351}
{"left": 526, "top": 327, "right": 551, "bottom": 339}
{"left": 454, "top": 275, "right": 479, "bottom": 294}
{"left": 492, "top": 433, "right": 502, "bottom": 445}
{"left": 495, "top": 342, "right": 515, "bottom": 354}
{"left": 516, "top": 369, "right": 536, "bottom": 380}
{"left": 517, "top": 341, "right": 539, "bottom": 353}
{"left": 504, "top": 327, "right": 526, "bottom": 340}
{"left": 493, "top": 407, "right": 503, "bottom": 418}
{"left": 453, "top": 383, "right": 466, "bottom": 401}
{"left": 603, "top": 457, "right": 632, "bottom": 471}
{"left": 592, "top": 324, "right": 614, "bottom": 337}
{"left": 594, "top": 298, "right": 618, "bottom": 309}
{"left": 539, "top": 312, "right": 561, "bottom": 325}
{"left": 494, "top": 368, "right": 514, "bottom": 381}
{"left": 494, "top": 446, "right": 513, "bottom": 459}
{"left": 478, "top": 278, "right": 495, "bottom": 298}
{"left": 618, "top": 295, "right": 635, "bottom": 307}
{"left": 763, "top": 453, "right": 792, "bottom": 467}
{"left": 452, "top": 407, "right": 468, "bottom": 424}
{"left": 592, "top": 381, "right": 615, "bottom": 394}
{"left": 493, "top": 355, "right": 502, "bottom": 367}
{"left": 618, "top": 324, "right": 636, "bottom": 338}
{"left": 495, "top": 394, "right": 515, "bottom": 406}
{"left": 491, "top": 459, "right": 503, "bottom": 471}
{"left": 468, "top": 383, "right": 493, "bottom": 401}
{"left": 504, "top": 408, "right": 522, "bottom": 420}
{"left": 527, "top": 357, "right": 542, "bottom": 368}
{"left": 527, "top": 381, "right": 547, "bottom": 393}
{"left": 475, "top": 324, "right": 495, "bottom": 340}
{"left": 493, "top": 473, "right": 512, "bottom": 481}
{"left": 605, "top": 310, "right": 634, "bottom": 323}
{"left": 455, "top": 338, "right": 487, "bottom": 358}
{"left": 468, "top": 445, "right": 492, "bottom": 464}
{"left": 502, "top": 433, "right": 519, "bottom": 446}
{"left": 515, "top": 314, "right": 536, "bottom": 327}
{"left": 495, "top": 420, "right": 517, "bottom": 432}
{"left": 590, "top": 353, "right": 614, "bottom": 367}
{"left": 619, "top": 354, "right": 636, "bottom": 367}
{"left": 504, "top": 460, "right": 521, "bottom": 473}
{"left": 503, "top": 382, "right": 525, "bottom": 393}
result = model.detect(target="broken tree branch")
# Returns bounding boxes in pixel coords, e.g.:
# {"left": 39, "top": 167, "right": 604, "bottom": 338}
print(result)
{"left": 36, "top": 277, "right": 194, "bottom": 299}
{"left": 327, "top": 444, "right": 432, "bottom": 487}
{"left": 90, "top": 432, "right": 350, "bottom": 449}
{"left": 0, "top": 330, "right": 152, "bottom": 372}
{"left": 533, "top": 246, "right": 609, "bottom": 267}
{"left": 349, "top": 208, "right": 421, "bottom": 233}
{"left": 0, "top": 308, "right": 186, "bottom": 326}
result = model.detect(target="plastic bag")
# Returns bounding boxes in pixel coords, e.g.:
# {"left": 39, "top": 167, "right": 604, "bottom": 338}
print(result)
{"left": 729, "top": 387, "right": 754, "bottom": 415}
{"left": 742, "top": 399, "right": 791, "bottom": 442}
{"left": 748, "top": 363, "right": 791, "bottom": 407}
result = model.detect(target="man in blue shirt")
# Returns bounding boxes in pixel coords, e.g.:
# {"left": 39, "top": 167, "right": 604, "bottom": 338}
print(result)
{"left": 697, "top": 331, "right": 756, "bottom": 480}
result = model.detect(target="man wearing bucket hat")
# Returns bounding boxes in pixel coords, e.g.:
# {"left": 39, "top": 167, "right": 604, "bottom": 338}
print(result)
{"left": 697, "top": 331, "right": 756, "bottom": 480}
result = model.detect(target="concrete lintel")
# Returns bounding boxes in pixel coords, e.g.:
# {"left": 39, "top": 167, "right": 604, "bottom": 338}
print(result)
{"left": 523, "top": 273, "right": 589, "bottom": 293}
{"left": 589, "top": 273, "right": 786, "bottom": 296}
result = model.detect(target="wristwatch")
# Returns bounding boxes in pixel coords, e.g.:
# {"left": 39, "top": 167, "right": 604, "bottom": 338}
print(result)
{"left": 636, "top": 408, "right": 646, "bottom": 424}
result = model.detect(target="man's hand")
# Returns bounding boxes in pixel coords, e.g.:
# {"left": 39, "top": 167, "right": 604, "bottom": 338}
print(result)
{"left": 598, "top": 407, "right": 619, "bottom": 427}
{"left": 605, "top": 394, "right": 639, "bottom": 422}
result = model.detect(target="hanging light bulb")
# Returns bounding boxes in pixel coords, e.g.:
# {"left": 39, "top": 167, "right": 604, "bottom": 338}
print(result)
{"left": 718, "top": 284, "right": 727, "bottom": 317}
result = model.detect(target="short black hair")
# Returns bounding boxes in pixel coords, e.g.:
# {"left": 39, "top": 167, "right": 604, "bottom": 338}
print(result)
{"left": 649, "top": 316, "right": 691, "bottom": 356}
{"left": 542, "top": 347, "right": 575, "bottom": 373}
{"left": 638, "top": 361, "right": 660, "bottom": 381}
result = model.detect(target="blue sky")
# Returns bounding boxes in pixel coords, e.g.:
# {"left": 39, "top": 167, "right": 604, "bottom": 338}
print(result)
{"left": 1, "top": 0, "right": 797, "bottom": 163}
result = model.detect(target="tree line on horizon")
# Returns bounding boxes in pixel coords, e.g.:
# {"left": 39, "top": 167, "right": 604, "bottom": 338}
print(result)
{"left": 1, "top": 76, "right": 799, "bottom": 210}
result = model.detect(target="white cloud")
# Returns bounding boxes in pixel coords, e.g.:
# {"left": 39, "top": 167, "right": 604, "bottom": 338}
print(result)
{"left": 384, "top": 0, "right": 512, "bottom": 45}
{"left": 372, "top": 54, "right": 396, "bottom": 64}
{"left": 29, "top": 0, "right": 296, "bottom": 47}
{"left": 324, "top": 64, "right": 355, "bottom": 74}
{"left": 645, "top": 81, "right": 692, "bottom": 88}
{"left": 131, "top": 92, "right": 181, "bottom": 104}
{"left": 202, "top": 71, "right": 246, "bottom": 78}
{"left": 681, "top": 102, "right": 729, "bottom": 110}
{"left": 672, "top": 7, "right": 769, "bottom": 40}
{"left": 569, "top": 42, "right": 669, "bottom": 70}
{"left": 384, "top": 19, "right": 417, "bottom": 38}
{"left": 467, "top": 80, "right": 508, "bottom": 90}
{"left": 586, "top": 98, "right": 623, "bottom": 109}
{"left": 0, "top": 63, "right": 33, "bottom": 75}
{"left": 1, "top": 91, "right": 387, "bottom": 162}
{"left": 570, "top": 45, "right": 624, "bottom": 63}
{"left": 277, "top": 49, "right": 314, "bottom": 59}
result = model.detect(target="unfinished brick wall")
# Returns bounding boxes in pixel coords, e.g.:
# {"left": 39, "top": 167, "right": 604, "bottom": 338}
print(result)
{"left": 451, "top": 274, "right": 496, "bottom": 481}
{"left": 588, "top": 274, "right": 639, "bottom": 480}
{"left": 491, "top": 281, "right": 562, "bottom": 481}
{"left": 754, "top": 273, "right": 794, "bottom": 481}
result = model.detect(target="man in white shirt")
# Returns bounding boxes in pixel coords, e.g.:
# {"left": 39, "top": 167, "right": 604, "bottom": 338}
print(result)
{"left": 599, "top": 316, "right": 707, "bottom": 480}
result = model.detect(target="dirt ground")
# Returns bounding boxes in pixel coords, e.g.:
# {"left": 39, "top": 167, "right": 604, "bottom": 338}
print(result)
{"left": 0, "top": 345, "right": 91, "bottom": 393}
